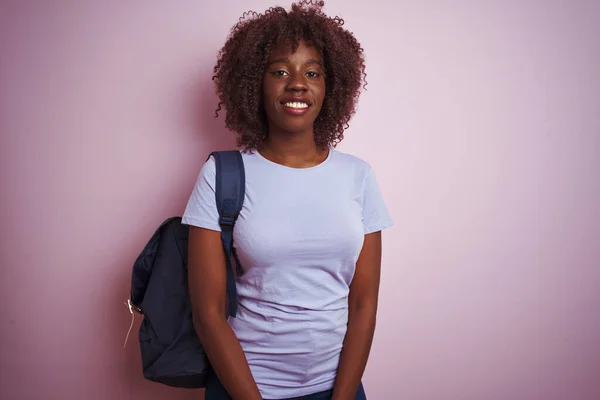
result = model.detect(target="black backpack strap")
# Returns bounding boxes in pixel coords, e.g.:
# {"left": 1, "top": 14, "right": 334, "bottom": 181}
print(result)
{"left": 210, "top": 150, "right": 245, "bottom": 318}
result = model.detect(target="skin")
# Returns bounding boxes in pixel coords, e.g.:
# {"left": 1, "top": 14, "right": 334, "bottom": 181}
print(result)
{"left": 332, "top": 231, "right": 382, "bottom": 400}
{"left": 260, "top": 39, "right": 327, "bottom": 168}
{"left": 188, "top": 39, "right": 382, "bottom": 400}
{"left": 188, "top": 226, "right": 263, "bottom": 400}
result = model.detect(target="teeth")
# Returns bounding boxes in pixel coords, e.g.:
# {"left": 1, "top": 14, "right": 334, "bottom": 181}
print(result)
{"left": 285, "top": 102, "right": 308, "bottom": 109}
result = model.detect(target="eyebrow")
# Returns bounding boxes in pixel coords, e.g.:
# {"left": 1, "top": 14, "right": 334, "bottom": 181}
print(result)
{"left": 267, "top": 58, "right": 323, "bottom": 67}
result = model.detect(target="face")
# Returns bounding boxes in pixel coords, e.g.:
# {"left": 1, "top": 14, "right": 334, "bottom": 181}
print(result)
{"left": 262, "top": 39, "right": 326, "bottom": 137}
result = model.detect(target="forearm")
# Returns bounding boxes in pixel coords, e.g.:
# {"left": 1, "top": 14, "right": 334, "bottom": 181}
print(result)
{"left": 195, "top": 315, "right": 262, "bottom": 400}
{"left": 332, "top": 304, "right": 377, "bottom": 400}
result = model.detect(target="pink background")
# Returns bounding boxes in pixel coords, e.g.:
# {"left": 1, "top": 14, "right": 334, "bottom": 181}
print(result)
{"left": 1, "top": 1, "right": 599, "bottom": 399}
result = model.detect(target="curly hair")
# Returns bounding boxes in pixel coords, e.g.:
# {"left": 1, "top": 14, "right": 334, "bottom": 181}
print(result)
{"left": 212, "top": 0, "right": 367, "bottom": 150}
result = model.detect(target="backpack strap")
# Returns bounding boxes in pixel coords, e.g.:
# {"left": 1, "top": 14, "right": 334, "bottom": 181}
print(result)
{"left": 210, "top": 150, "right": 245, "bottom": 318}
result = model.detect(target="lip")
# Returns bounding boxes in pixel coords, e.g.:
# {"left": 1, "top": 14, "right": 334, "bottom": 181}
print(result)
{"left": 281, "top": 103, "right": 310, "bottom": 116}
{"left": 280, "top": 98, "right": 312, "bottom": 116}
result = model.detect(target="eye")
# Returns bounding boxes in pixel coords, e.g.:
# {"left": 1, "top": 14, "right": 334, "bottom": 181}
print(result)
{"left": 306, "top": 71, "right": 321, "bottom": 78}
{"left": 271, "top": 70, "right": 289, "bottom": 77}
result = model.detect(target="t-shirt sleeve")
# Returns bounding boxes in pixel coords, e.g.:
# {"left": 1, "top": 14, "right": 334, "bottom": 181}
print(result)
{"left": 362, "top": 166, "right": 393, "bottom": 234}
{"left": 181, "top": 156, "right": 221, "bottom": 232}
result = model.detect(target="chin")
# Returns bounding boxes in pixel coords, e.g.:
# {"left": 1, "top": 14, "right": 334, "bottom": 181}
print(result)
{"left": 271, "top": 117, "right": 315, "bottom": 134}
{"left": 280, "top": 124, "right": 314, "bottom": 135}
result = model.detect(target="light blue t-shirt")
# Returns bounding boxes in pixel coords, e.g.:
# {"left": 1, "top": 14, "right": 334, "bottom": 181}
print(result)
{"left": 182, "top": 148, "right": 393, "bottom": 399}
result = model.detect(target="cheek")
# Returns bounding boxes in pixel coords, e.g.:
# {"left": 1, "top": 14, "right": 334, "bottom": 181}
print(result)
{"left": 313, "top": 84, "right": 326, "bottom": 106}
{"left": 262, "top": 78, "right": 274, "bottom": 100}
{"left": 263, "top": 86, "right": 281, "bottom": 107}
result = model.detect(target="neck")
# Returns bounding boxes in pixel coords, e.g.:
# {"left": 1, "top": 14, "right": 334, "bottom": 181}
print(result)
{"left": 261, "top": 129, "right": 321, "bottom": 168}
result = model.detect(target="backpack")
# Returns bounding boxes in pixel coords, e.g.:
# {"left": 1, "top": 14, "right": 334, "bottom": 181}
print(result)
{"left": 125, "top": 150, "right": 245, "bottom": 388}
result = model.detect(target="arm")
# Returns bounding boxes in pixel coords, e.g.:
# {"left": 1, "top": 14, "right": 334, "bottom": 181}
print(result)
{"left": 188, "top": 226, "right": 262, "bottom": 400}
{"left": 332, "top": 231, "right": 383, "bottom": 400}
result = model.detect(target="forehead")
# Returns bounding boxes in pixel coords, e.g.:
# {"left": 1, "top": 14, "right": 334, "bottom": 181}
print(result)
{"left": 267, "top": 39, "right": 322, "bottom": 61}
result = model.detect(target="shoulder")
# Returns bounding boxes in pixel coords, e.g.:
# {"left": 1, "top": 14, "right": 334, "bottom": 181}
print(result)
{"left": 201, "top": 149, "right": 247, "bottom": 178}
{"left": 197, "top": 154, "right": 217, "bottom": 181}
{"left": 330, "top": 148, "right": 373, "bottom": 178}
{"left": 331, "top": 149, "right": 370, "bottom": 166}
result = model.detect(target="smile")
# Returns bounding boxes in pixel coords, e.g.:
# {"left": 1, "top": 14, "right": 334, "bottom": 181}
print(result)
{"left": 281, "top": 101, "right": 311, "bottom": 116}
{"left": 284, "top": 102, "right": 309, "bottom": 109}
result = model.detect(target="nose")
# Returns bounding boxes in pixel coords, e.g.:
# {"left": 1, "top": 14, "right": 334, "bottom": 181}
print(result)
{"left": 285, "top": 71, "right": 308, "bottom": 93}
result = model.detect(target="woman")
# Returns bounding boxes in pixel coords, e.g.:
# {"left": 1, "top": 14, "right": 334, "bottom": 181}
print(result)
{"left": 182, "top": 1, "right": 393, "bottom": 399}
